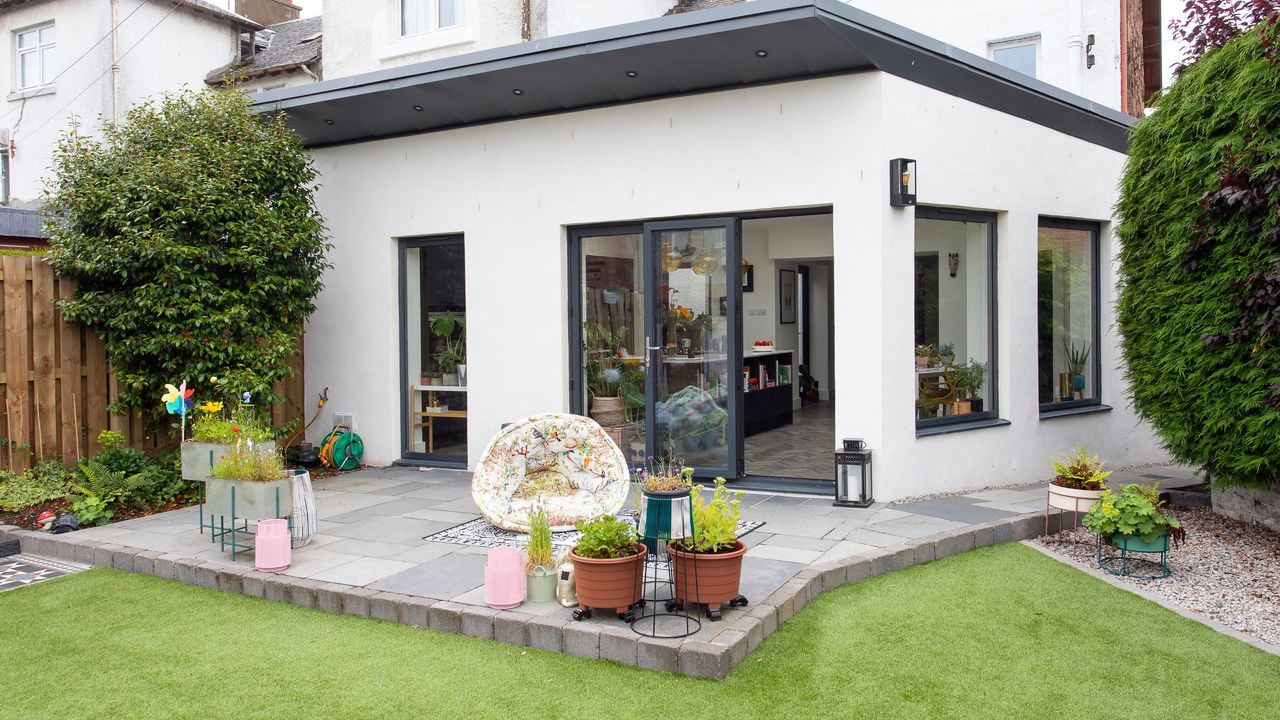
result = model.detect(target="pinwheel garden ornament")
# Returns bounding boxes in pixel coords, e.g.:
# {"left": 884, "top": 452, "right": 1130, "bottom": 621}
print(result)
{"left": 162, "top": 381, "right": 195, "bottom": 441}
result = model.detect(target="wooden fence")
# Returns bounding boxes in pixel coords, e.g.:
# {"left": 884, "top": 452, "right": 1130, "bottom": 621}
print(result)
{"left": 0, "top": 255, "right": 305, "bottom": 472}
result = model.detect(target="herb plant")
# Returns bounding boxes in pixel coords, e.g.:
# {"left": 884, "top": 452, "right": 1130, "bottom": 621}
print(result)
{"left": 525, "top": 504, "right": 556, "bottom": 572}
{"left": 1082, "top": 483, "right": 1185, "bottom": 545}
{"left": 573, "top": 515, "right": 639, "bottom": 559}
{"left": 1050, "top": 447, "right": 1112, "bottom": 490}
{"left": 676, "top": 477, "right": 743, "bottom": 554}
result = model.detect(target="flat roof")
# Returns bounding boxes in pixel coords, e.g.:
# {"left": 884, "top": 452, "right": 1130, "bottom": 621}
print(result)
{"left": 252, "top": 0, "right": 1133, "bottom": 152}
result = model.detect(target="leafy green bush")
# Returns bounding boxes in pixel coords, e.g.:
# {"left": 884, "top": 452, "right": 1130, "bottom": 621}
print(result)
{"left": 44, "top": 89, "right": 330, "bottom": 413}
{"left": 676, "top": 477, "right": 743, "bottom": 553}
{"left": 92, "top": 430, "right": 148, "bottom": 478}
{"left": 132, "top": 450, "right": 189, "bottom": 506}
{"left": 573, "top": 515, "right": 639, "bottom": 559}
{"left": 69, "top": 459, "right": 150, "bottom": 526}
{"left": 1116, "top": 20, "right": 1280, "bottom": 488}
{"left": 1082, "top": 484, "right": 1182, "bottom": 544}
{"left": 0, "top": 462, "right": 71, "bottom": 512}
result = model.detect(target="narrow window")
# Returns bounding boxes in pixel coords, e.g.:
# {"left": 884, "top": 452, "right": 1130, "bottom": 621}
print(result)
{"left": 1038, "top": 219, "right": 1100, "bottom": 409}
{"left": 438, "top": 0, "right": 461, "bottom": 28}
{"left": 915, "top": 210, "right": 998, "bottom": 427}
{"left": 15, "top": 23, "right": 56, "bottom": 90}
{"left": 402, "top": 237, "right": 467, "bottom": 462}
{"left": 401, "top": 0, "right": 429, "bottom": 36}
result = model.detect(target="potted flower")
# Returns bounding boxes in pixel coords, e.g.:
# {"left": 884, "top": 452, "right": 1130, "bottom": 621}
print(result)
{"left": 915, "top": 344, "right": 934, "bottom": 369}
{"left": 524, "top": 504, "right": 559, "bottom": 602}
{"left": 1083, "top": 483, "right": 1185, "bottom": 558}
{"left": 205, "top": 441, "right": 293, "bottom": 521}
{"left": 937, "top": 341, "right": 956, "bottom": 365}
{"left": 181, "top": 401, "right": 276, "bottom": 481}
{"left": 568, "top": 514, "right": 647, "bottom": 621}
{"left": 635, "top": 456, "right": 695, "bottom": 553}
{"left": 1046, "top": 446, "right": 1110, "bottom": 513}
{"left": 668, "top": 478, "right": 748, "bottom": 620}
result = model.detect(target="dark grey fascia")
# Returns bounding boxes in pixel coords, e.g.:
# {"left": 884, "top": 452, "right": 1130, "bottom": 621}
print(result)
{"left": 252, "top": 0, "right": 1133, "bottom": 152}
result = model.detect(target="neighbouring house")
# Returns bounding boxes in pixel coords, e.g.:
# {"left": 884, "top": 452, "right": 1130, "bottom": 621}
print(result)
{"left": 319, "top": 0, "right": 1162, "bottom": 117}
{"left": 253, "top": 0, "right": 1167, "bottom": 501}
{"left": 206, "top": 14, "right": 322, "bottom": 93}
{"left": 0, "top": 0, "right": 303, "bottom": 238}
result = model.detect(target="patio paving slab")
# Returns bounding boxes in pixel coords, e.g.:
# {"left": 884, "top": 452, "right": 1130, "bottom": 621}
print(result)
{"left": 323, "top": 516, "right": 451, "bottom": 544}
{"left": 746, "top": 544, "right": 822, "bottom": 564}
{"left": 309, "top": 557, "right": 419, "bottom": 586}
{"left": 369, "top": 551, "right": 486, "bottom": 599}
{"left": 892, "top": 497, "right": 1021, "bottom": 524}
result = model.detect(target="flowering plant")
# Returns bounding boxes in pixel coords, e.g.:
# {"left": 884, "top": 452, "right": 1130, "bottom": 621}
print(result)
{"left": 211, "top": 440, "right": 285, "bottom": 483}
{"left": 1082, "top": 483, "right": 1183, "bottom": 544}
{"left": 181, "top": 376, "right": 274, "bottom": 444}
{"left": 634, "top": 453, "right": 694, "bottom": 493}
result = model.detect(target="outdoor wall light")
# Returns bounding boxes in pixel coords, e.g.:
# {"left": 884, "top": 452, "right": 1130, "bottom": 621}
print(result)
{"left": 889, "top": 158, "right": 916, "bottom": 207}
{"left": 755, "top": 49, "right": 769, "bottom": 58}
{"left": 834, "top": 439, "right": 874, "bottom": 508}
{"left": 948, "top": 252, "right": 959, "bottom": 278}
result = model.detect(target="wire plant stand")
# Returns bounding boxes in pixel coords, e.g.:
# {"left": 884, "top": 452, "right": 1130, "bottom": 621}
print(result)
{"left": 1095, "top": 533, "right": 1172, "bottom": 579}
{"left": 631, "top": 535, "right": 702, "bottom": 639}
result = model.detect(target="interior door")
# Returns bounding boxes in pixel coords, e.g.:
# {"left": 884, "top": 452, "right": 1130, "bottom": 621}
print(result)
{"left": 644, "top": 218, "right": 742, "bottom": 478}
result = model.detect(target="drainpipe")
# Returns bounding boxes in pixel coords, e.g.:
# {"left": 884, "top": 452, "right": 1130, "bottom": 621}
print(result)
{"left": 1065, "top": 0, "right": 1084, "bottom": 95}
{"left": 111, "top": 0, "right": 121, "bottom": 120}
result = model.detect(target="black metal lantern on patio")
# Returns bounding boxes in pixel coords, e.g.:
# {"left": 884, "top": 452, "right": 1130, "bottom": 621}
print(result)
{"left": 834, "top": 438, "right": 873, "bottom": 508}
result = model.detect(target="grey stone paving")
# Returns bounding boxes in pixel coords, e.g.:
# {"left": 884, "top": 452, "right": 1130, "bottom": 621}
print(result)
{"left": 0, "top": 462, "right": 1200, "bottom": 678}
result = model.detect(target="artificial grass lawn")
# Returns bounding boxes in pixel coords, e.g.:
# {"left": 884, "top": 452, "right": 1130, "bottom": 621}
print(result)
{"left": 4, "top": 544, "right": 1278, "bottom": 719}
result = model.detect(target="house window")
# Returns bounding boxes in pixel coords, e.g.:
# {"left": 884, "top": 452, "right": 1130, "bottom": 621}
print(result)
{"left": 401, "top": 0, "right": 462, "bottom": 36}
{"left": 15, "top": 23, "right": 55, "bottom": 90}
{"left": 915, "top": 209, "right": 997, "bottom": 427}
{"left": 990, "top": 36, "right": 1038, "bottom": 78}
{"left": 1038, "top": 219, "right": 1100, "bottom": 409}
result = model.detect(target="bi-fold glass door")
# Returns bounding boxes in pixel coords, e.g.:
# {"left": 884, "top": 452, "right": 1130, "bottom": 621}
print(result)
{"left": 571, "top": 218, "right": 742, "bottom": 479}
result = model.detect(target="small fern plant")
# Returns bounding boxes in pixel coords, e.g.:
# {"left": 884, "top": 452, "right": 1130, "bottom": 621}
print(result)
{"left": 68, "top": 459, "right": 147, "bottom": 526}
{"left": 679, "top": 477, "right": 743, "bottom": 554}
{"left": 525, "top": 504, "right": 556, "bottom": 572}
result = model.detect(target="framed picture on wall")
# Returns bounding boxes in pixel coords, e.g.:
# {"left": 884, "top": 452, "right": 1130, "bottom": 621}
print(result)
{"left": 779, "top": 268, "right": 797, "bottom": 324}
{"left": 742, "top": 264, "right": 754, "bottom": 292}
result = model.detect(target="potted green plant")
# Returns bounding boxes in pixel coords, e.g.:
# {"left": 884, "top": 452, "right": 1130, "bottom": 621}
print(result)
{"left": 1065, "top": 341, "right": 1090, "bottom": 396}
{"left": 430, "top": 312, "right": 466, "bottom": 386}
{"left": 962, "top": 358, "right": 987, "bottom": 412}
{"left": 524, "top": 504, "right": 558, "bottom": 602}
{"left": 1046, "top": 446, "right": 1110, "bottom": 513}
{"left": 1083, "top": 483, "right": 1185, "bottom": 554}
{"left": 914, "top": 343, "right": 934, "bottom": 369}
{"left": 916, "top": 397, "right": 938, "bottom": 419}
{"left": 667, "top": 477, "right": 748, "bottom": 620}
{"left": 205, "top": 441, "right": 293, "bottom": 521}
{"left": 181, "top": 403, "right": 275, "bottom": 482}
{"left": 937, "top": 341, "right": 956, "bottom": 365}
{"left": 568, "top": 514, "right": 647, "bottom": 621}
{"left": 949, "top": 362, "right": 975, "bottom": 415}
{"left": 584, "top": 323, "right": 628, "bottom": 427}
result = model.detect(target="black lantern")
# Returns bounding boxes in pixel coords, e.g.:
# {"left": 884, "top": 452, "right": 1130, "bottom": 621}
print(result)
{"left": 834, "top": 439, "right": 873, "bottom": 508}
{"left": 889, "top": 158, "right": 916, "bottom": 207}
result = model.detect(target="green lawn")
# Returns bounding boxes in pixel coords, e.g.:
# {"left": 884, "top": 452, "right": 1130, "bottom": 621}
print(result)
{"left": 4, "top": 543, "right": 1277, "bottom": 719}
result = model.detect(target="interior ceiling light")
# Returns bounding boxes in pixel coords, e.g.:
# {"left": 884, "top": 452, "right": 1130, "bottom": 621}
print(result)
{"left": 324, "top": 119, "right": 335, "bottom": 125}
{"left": 512, "top": 88, "right": 524, "bottom": 95}
{"left": 412, "top": 104, "right": 424, "bottom": 111}
{"left": 755, "top": 49, "right": 769, "bottom": 58}
{"left": 626, "top": 70, "right": 638, "bottom": 78}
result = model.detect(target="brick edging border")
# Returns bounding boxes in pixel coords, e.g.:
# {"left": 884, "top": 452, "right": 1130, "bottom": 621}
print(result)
{"left": 0, "top": 509, "right": 1079, "bottom": 679}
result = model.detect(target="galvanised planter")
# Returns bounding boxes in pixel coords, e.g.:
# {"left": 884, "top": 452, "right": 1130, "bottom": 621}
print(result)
{"left": 182, "top": 441, "right": 276, "bottom": 481}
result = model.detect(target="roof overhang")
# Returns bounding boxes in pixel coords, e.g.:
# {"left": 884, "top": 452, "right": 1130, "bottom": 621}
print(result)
{"left": 251, "top": 0, "right": 1133, "bottom": 152}
{"left": 0, "top": 0, "right": 264, "bottom": 31}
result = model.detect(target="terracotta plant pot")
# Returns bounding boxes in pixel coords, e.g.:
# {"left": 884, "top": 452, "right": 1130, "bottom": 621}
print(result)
{"left": 1047, "top": 482, "right": 1106, "bottom": 513}
{"left": 952, "top": 400, "right": 972, "bottom": 415}
{"left": 569, "top": 543, "right": 647, "bottom": 615}
{"left": 669, "top": 539, "right": 747, "bottom": 612}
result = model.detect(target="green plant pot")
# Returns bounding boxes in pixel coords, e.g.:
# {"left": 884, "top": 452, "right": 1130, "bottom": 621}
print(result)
{"left": 1111, "top": 533, "right": 1170, "bottom": 553}
{"left": 527, "top": 566, "right": 558, "bottom": 602}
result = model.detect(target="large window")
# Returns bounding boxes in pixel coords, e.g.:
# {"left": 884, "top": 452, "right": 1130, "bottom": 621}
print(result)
{"left": 401, "top": 0, "right": 462, "bottom": 36}
{"left": 15, "top": 23, "right": 55, "bottom": 90}
{"left": 990, "top": 35, "right": 1038, "bottom": 78}
{"left": 402, "top": 237, "right": 467, "bottom": 462}
{"left": 1038, "top": 220, "right": 1100, "bottom": 409}
{"left": 914, "top": 210, "right": 997, "bottom": 427}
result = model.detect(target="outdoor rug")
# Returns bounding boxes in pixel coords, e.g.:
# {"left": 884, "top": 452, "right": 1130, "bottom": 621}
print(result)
{"left": 0, "top": 555, "right": 86, "bottom": 592}
{"left": 424, "top": 509, "right": 765, "bottom": 552}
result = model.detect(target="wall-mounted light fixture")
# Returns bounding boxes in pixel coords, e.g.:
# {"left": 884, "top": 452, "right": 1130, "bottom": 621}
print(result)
{"left": 889, "top": 158, "right": 916, "bottom": 207}
{"left": 1086, "top": 33, "right": 1096, "bottom": 69}
{"left": 948, "top": 252, "right": 959, "bottom": 278}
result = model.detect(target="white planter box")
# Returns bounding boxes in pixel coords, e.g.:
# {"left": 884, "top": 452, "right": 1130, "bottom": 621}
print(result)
{"left": 1047, "top": 484, "right": 1105, "bottom": 513}
{"left": 182, "top": 441, "right": 277, "bottom": 481}
{"left": 205, "top": 476, "right": 294, "bottom": 521}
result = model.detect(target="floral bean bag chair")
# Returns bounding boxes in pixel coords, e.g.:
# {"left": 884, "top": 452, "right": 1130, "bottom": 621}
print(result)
{"left": 472, "top": 413, "right": 630, "bottom": 532}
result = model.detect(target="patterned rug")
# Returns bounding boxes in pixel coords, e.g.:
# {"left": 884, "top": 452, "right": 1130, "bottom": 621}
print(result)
{"left": 0, "top": 555, "right": 86, "bottom": 592}
{"left": 423, "top": 509, "right": 765, "bottom": 552}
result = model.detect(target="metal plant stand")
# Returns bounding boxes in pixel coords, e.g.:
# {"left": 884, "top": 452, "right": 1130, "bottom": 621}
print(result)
{"left": 631, "top": 535, "right": 701, "bottom": 639}
{"left": 200, "top": 484, "right": 292, "bottom": 562}
{"left": 1096, "top": 533, "right": 1171, "bottom": 579}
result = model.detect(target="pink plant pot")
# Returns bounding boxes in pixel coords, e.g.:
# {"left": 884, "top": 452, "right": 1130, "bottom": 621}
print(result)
{"left": 484, "top": 547, "right": 525, "bottom": 609}
{"left": 255, "top": 518, "right": 291, "bottom": 572}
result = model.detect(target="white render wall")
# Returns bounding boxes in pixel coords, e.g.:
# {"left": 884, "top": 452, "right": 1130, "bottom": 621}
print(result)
{"left": 304, "top": 71, "right": 1166, "bottom": 500}
{"left": 0, "top": 0, "right": 239, "bottom": 206}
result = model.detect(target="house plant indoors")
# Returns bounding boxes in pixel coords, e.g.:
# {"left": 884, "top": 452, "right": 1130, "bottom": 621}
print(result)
{"left": 568, "top": 514, "right": 647, "bottom": 621}
{"left": 667, "top": 477, "right": 748, "bottom": 620}
{"left": 430, "top": 312, "right": 466, "bottom": 385}
{"left": 1046, "top": 446, "right": 1111, "bottom": 514}
{"left": 915, "top": 344, "right": 934, "bottom": 369}
{"left": 1082, "top": 483, "right": 1185, "bottom": 577}
{"left": 524, "top": 504, "right": 559, "bottom": 602}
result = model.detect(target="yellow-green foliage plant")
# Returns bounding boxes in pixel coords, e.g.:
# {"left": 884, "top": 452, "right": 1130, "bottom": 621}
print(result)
{"left": 680, "top": 477, "right": 743, "bottom": 554}
{"left": 525, "top": 504, "right": 556, "bottom": 572}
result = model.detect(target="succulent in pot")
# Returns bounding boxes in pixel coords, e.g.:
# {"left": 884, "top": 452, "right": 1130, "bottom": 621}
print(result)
{"left": 668, "top": 478, "right": 749, "bottom": 620}
{"left": 1046, "top": 446, "right": 1110, "bottom": 513}
{"left": 568, "top": 514, "right": 646, "bottom": 620}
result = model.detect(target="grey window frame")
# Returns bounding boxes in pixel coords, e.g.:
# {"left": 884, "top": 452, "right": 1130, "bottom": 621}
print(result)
{"left": 1037, "top": 217, "right": 1103, "bottom": 415}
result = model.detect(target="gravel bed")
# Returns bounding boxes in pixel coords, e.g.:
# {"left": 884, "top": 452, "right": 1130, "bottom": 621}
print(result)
{"left": 1034, "top": 507, "right": 1280, "bottom": 647}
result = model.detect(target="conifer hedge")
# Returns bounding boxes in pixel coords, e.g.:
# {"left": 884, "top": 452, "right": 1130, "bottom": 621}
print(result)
{"left": 1116, "top": 20, "right": 1280, "bottom": 488}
